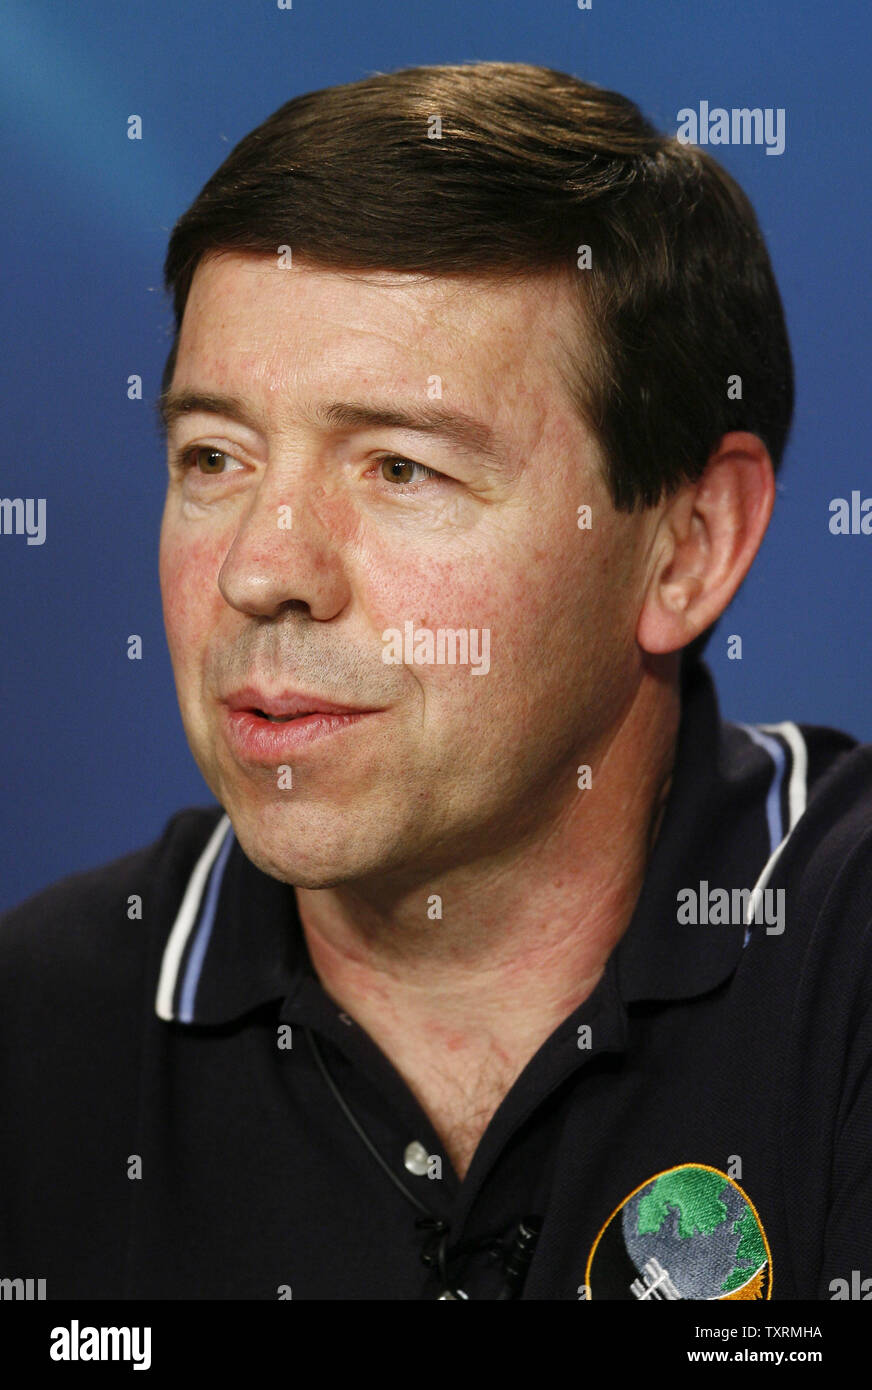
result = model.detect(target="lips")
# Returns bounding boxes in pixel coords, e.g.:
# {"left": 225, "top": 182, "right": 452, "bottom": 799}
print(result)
{"left": 223, "top": 686, "right": 375, "bottom": 720}
{"left": 220, "top": 687, "right": 383, "bottom": 763}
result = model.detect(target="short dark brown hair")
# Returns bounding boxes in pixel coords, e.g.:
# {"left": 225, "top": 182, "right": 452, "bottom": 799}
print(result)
{"left": 161, "top": 61, "right": 794, "bottom": 655}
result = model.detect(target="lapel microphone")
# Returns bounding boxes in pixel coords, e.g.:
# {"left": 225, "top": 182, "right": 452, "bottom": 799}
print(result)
{"left": 497, "top": 1216, "right": 543, "bottom": 1299}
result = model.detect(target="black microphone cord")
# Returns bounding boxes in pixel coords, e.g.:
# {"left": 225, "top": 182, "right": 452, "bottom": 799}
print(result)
{"left": 305, "top": 1024, "right": 432, "bottom": 1217}
{"left": 304, "top": 1026, "right": 542, "bottom": 1298}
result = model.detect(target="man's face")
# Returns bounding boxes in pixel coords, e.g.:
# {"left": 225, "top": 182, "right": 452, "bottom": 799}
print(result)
{"left": 159, "top": 252, "right": 651, "bottom": 889}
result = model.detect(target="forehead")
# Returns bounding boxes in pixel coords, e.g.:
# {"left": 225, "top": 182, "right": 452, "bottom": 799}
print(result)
{"left": 174, "top": 251, "right": 584, "bottom": 420}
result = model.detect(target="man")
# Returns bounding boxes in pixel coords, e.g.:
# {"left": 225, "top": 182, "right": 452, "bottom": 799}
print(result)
{"left": 2, "top": 61, "right": 870, "bottom": 1302}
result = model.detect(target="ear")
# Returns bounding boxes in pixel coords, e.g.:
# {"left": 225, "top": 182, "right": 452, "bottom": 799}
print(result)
{"left": 636, "top": 432, "right": 775, "bottom": 655}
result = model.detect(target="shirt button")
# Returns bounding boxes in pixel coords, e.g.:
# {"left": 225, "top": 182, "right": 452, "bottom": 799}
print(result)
{"left": 403, "top": 1141, "right": 430, "bottom": 1176}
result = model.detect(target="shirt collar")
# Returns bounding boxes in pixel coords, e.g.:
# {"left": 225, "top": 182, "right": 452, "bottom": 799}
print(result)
{"left": 614, "top": 659, "right": 784, "bottom": 1002}
{"left": 155, "top": 661, "right": 794, "bottom": 1026}
{"left": 155, "top": 814, "right": 301, "bottom": 1025}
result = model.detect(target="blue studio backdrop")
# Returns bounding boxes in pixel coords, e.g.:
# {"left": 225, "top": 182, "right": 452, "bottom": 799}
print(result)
{"left": 2, "top": 0, "right": 870, "bottom": 910}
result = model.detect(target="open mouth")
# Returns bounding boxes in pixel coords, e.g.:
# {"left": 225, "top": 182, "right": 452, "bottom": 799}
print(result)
{"left": 253, "top": 709, "right": 311, "bottom": 723}
{"left": 222, "top": 699, "right": 377, "bottom": 758}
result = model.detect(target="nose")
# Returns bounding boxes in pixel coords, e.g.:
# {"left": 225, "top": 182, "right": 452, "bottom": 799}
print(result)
{"left": 217, "top": 467, "right": 351, "bottom": 621}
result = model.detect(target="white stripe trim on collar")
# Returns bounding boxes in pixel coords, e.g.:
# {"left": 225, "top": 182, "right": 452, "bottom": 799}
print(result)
{"left": 155, "top": 813, "right": 232, "bottom": 1021}
{"left": 758, "top": 720, "right": 808, "bottom": 828}
{"left": 743, "top": 720, "right": 808, "bottom": 929}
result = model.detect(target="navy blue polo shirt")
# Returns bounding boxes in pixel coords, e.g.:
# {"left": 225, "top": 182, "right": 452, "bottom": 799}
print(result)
{"left": 2, "top": 659, "right": 871, "bottom": 1300}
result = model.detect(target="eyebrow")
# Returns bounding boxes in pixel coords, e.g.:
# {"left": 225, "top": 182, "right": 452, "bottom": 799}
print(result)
{"left": 156, "top": 389, "right": 503, "bottom": 463}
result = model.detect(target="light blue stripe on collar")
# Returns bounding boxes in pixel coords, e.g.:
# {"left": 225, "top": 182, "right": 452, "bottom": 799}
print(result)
{"left": 737, "top": 723, "right": 808, "bottom": 946}
{"left": 155, "top": 813, "right": 233, "bottom": 1021}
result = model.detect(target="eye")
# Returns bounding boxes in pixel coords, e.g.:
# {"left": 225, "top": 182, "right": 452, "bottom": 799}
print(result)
{"left": 377, "top": 454, "right": 439, "bottom": 488}
{"left": 174, "top": 446, "right": 243, "bottom": 475}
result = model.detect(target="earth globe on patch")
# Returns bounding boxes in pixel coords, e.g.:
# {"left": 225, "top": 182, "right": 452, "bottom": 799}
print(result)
{"left": 585, "top": 1163, "right": 771, "bottom": 1300}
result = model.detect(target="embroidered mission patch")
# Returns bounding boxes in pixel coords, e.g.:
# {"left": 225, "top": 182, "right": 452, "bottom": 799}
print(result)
{"left": 584, "top": 1163, "right": 772, "bottom": 1300}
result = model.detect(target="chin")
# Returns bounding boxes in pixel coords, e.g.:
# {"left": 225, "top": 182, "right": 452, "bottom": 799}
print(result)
{"left": 225, "top": 803, "right": 367, "bottom": 889}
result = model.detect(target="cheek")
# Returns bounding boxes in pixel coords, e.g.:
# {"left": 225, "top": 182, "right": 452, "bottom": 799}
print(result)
{"left": 159, "top": 526, "right": 224, "bottom": 669}
{"left": 359, "top": 530, "right": 558, "bottom": 705}
{"left": 361, "top": 540, "right": 505, "bottom": 633}
{"left": 367, "top": 520, "right": 625, "bottom": 720}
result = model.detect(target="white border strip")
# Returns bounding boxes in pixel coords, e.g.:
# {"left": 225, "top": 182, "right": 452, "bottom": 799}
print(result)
{"left": 744, "top": 722, "right": 808, "bottom": 927}
{"left": 155, "top": 813, "right": 232, "bottom": 1020}
{"left": 758, "top": 721, "right": 808, "bottom": 828}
